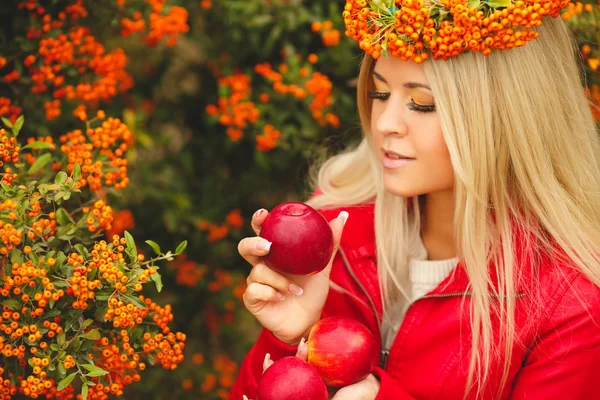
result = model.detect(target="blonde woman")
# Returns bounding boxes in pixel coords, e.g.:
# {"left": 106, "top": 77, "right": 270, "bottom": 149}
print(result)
{"left": 230, "top": 1, "right": 600, "bottom": 398}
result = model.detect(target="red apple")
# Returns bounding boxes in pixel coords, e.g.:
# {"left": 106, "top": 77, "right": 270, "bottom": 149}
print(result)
{"left": 259, "top": 202, "right": 334, "bottom": 276}
{"left": 307, "top": 316, "right": 377, "bottom": 387}
{"left": 257, "top": 356, "right": 328, "bottom": 400}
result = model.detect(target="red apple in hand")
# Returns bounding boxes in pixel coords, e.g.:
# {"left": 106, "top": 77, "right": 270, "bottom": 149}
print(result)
{"left": 257, "top": 356, "right": 328, "bottom": 400}
{"left": 259, "top": 202, "right": 334, "bottom": 275}
{"left": 307, "top": 316, "right": 377, "bottom": 387}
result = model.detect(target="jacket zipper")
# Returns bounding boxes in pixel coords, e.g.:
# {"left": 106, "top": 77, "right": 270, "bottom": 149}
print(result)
{"left": 339, "top": 248, "right": 527, "bottom": 370}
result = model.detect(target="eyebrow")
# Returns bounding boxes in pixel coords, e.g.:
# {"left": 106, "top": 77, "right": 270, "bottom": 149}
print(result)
{"left": 372, "top": 70, "right": 431, "bottom": 91}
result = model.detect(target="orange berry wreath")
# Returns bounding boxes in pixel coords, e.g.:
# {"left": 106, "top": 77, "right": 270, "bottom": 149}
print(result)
{"left": 343, "top": 0, "right": 572, "bottom": 62}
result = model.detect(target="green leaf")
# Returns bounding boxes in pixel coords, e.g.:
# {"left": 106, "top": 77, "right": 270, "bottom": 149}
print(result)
{"left": 486, "top": 0, "right": 510, "bottom": 7}
{"left": 80, "top": 329, "right": 101, "bottom": 340}
{"left": 57, "top": 372, "right": 77, "bottom": 391}
{"left": 124, "top": 230, "right": 137, "bottom": 261}
{"left": 73, "top": 164, "right": 81, "bottom": 182}
{"left": 29, "top": 153, "right": 52, "bottom": 174}
{"left": 122, "top": 293, "right": 147, "bottom": 310}
{"left": 175, "top": 240, "right": 187, "bottom": 255}
{"left": 50, "top": 344, "right": 60, "bottom": 351}
{"left": 12, "top": 115, "right": 24, "bottom": 136}
{"left": 22, "top": 141, "right": 54, "bottom": 150}
{"left": 57, "top": 332, "right": 66, "bottom": 347}
{"left": 56, "top": 208, "right": 72, "bottom": 226}
{"left": 58, "top": 362, "right": 67, "bottom": 376}
{"left": 82, "top": 364, "right": 108, "bottom": 376}
{"left": 1, "top": 117, "right": 12, "bottom": 128}
{"left": 145, "top": 240, "right": 161, "bottom": 255}
{"left": 55, "top": 171, "right": 68, "bottom": 184}
{"left": 74, "top": 244, "right": 89, "bottom": 258}
{"left": 81, "top": 382, "right": 88, "bottom": 400}
{"left": 82, "top": 319, "right": 94, "bottom": 329}
{"left": 150, "top": 272, "right": 163, "bottom": 293}
{"left": 1, "top": 299, "right": 20, "bottom": 311}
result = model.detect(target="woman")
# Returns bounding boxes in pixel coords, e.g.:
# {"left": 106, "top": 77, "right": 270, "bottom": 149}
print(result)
{"left": 230, "top": 1, "right": 600, "bottom": 398}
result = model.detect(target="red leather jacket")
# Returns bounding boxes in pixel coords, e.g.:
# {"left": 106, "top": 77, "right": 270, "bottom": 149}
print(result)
{"left": 229, "top": 203, "right": 600, "bottom": 399}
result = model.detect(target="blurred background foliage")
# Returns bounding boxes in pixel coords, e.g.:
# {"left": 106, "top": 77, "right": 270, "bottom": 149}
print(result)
{"left": 0, "top": 0, "right": 598, "bottom": 398}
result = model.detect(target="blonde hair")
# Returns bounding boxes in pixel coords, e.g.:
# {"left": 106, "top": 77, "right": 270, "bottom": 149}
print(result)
{"left": 306, "top": 16, "right": 600, "bottom": 398}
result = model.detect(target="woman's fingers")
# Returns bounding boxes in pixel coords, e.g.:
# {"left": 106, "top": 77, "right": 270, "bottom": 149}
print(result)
{"left": 251, "top": 208, "right": 268, "bottom": 236}
{"left": 238, "top": 236, "right": 272, "bottom": 267}
{"left": 243, "top": 281, "right": 285, "bottom": 309}
{"left": 247, "top": 263, "right": 303, "bottom": 297}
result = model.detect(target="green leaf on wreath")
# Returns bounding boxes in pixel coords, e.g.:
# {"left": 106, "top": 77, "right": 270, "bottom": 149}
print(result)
{"left": 57, "top": 372, "right": 77, "bottom": 391}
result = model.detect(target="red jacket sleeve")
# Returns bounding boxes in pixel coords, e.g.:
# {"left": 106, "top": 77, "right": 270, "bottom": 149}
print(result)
{"left": 228, "top": 328, "right": 299, "bottom": 400}
{"left": 509, "top": 272, "right": 600, "bottom": 399}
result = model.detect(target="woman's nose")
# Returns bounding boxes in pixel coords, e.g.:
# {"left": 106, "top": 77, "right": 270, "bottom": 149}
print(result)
{"left": 375, "top": 101, "right": 409, "bottom": 137}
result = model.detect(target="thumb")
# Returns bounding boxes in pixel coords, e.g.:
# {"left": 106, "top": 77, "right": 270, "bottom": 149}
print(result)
{"left": 320, "top": 211, "right": 349, "bottom": 277}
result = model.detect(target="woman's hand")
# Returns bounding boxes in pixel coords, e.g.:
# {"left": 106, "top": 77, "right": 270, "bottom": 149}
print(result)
{"left": 239, "top": 207, "right": 348, "bottom": 346}
{"left": 329, "top": 374, "right": 381, "bottom": 400}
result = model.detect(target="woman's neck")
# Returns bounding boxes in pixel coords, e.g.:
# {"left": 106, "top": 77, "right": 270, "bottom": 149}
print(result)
{"left": 420, "top": 191, "right": 457, "bottom": 261}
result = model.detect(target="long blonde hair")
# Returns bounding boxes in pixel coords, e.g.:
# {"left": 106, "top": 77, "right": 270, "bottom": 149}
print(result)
{"left": 306, "top": 15, "right": 600, "bottom": 398}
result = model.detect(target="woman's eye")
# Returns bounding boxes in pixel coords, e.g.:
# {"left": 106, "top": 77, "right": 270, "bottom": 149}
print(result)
{"left": 407, "top": 98, "right": 436, "bottom": 114}
{"left": 367, "top": 91, "right": 389, "bottom": 101}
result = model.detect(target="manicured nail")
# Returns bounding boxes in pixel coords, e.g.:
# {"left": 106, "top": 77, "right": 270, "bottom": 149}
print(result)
{"left": 289, "top": 284, "right": 303, "bottom": 296}
{"left": 256, "top": 240, "right": 272, "bottom": 252}
{"left": 276, "top": 292, "right": 285, "bottom": 301}
{"left": 337, "top": 211, "right": 349, "bottom": 226}
{"left": 254, "top": 208, "right": 267, "bottom": 219}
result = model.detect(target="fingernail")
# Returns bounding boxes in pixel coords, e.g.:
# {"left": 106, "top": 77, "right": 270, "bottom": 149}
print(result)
{"left": 254, "top": 208, "right": 267, "bottom": 219}
{"left": 289, "top": 284, "right": 303, "bottom": 296}
{"left": 256, "top": 240, "right": 272, "bottom": 252}
{"left": 276, "top": 292, "right": 285, "bottom": 301}
{"left": 337, "top": 211, "right": 349, "bottom": 226}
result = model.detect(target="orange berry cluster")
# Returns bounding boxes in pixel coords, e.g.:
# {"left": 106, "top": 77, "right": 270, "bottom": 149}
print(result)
{"left": 0, "top": 205, "right": 22, "bottom": 255}
{"left": 16, "top": 1, "right": 134, "bottom": 120}
{"left": 27, "top": 211, "right": 57, "bottom": 243}
{"left": 343, "top": 0, "right": 572, "bottom": 63}
{"left": 168, "top": 253, "right": 208, "bottom": 287}
{"left": 311, "top": 20, "right": 342, "bottom": 47}
{"left": 206, "top": 73, "right": 261, "bottom": 143}
{"left": 0, "top": 129, "right": 21, "bottom": 168}
{"left": 105, "top": 209, "right": 135, "bottom": 238}
{"left": 306, "top": 72, "right": 340, "bottom": 127}
{"left": 0, "top": 98, "right": 23, "bottom": 125}
{"left": 58, "top": 118, "right": 131, "bottom": 191}
{"left": 586, "top": 84, "right": 600, "bottom": 122}
{"left": 141, "top": 330, "right": 186, "bottom": 370}
{"left": 82, "top": 200, "right": 114, "bottom": 233}
{"left": 118, "top": 0, "right": 189, "bottom": 47}
{"left": 196, "top": 208, "right": 246, "bottom": 242}
{"left": 256, "top": 124, "right": 281, "bottom": 152}
{"left": 254, "top": 61, "right": 340, "bottom": 128}
{"left": 0, "top": 365, "right": 18, "bottom": 399}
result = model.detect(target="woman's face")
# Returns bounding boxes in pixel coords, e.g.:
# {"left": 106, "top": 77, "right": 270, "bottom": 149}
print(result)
{"left": 369, "top": 56, "right": 454, "bottom": 198}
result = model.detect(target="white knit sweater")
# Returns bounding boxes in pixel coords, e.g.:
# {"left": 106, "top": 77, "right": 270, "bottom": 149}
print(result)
{"left": 381, "top": 234, "right": 459, "bottom": 351}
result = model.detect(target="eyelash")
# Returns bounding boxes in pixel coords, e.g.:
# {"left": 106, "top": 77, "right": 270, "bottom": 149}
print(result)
{"left": 367, "top": 91, "right": 436, "bottom": 113}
